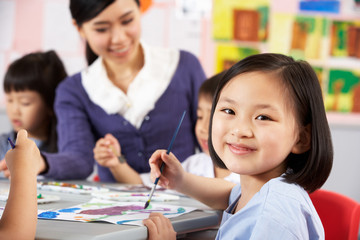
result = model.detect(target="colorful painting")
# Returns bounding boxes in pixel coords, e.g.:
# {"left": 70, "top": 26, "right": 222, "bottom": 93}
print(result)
{"left": 37, "top": 198, "right": 196, "bottom": 226}
{"left": 37, "top": 181, "right": 109, "bottom": 195}
{"left": 215, "top": 44, "right": 260, "bottom": 73}
{"left": 213, "top": 0, "right": 269, "bottom": 42}
{"left": 269, "top": 14, "right": 330, "bottom": 60}
{"left": 325, "top": 69, "right": 360, "bottom": 112}
{"left": 299, "top": 0, "right": 340, "bottom": 14}
{"left": 331, "top": 20, "right": 360, "bottom": 58}
{"left": 91, "top": 191, "right": 180, "bottom": 202}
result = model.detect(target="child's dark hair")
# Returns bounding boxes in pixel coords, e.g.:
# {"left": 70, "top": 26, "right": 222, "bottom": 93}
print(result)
{"left": 4, "top": 50, "right": 67, "bottom": 152}
{"left": 70, "top": 0, "right": 141, "bottom": 66}
{"left": 199, "top": 71, "right": 225, "bottom": 100}
{"left": 208, "top": 53, "right": 333, "bottom": 193}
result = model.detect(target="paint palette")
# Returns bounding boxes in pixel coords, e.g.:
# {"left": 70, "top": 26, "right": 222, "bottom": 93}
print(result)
{"left": 0, "top": 189, "right": 60, "bottom": 204}
{"left": 37, "top": 181, "right": 109, "bottom": 195}
{"left": 37, "top": 194, "right": 61, "bottom": 204}
{"left": 91, "top": 191, "right": 180, "bottom": 202}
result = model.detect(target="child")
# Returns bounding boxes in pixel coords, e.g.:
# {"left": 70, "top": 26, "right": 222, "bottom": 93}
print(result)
{"left": 179, "top": 71, "right": 239, "bottom": 184}
{"left": 144, "top": 53, "right": 333, "bottom": 239}
{"left": 0, "top": 129, "right": 42, "bottom": 239}
{"left": 93, "top": 72, "right": 240, "bottom": 185}
{"left": 0, "top": 50, "right": 67, "bottom": 177}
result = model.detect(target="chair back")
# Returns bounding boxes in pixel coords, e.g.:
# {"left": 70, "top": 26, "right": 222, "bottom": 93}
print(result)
{"left": 310, "top": 189, "right": 360, "bottom": 240}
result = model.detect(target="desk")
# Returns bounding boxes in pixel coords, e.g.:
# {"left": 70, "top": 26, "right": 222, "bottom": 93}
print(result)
{"left": 0, "top": 180, "right": 221, "bottom": 240}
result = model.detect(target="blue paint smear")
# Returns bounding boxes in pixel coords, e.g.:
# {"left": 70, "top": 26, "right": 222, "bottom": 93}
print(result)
{"left": 59, "top": 207, "right": 81, "bottom": 213}
{"left": 38, "top": 211, "right": 59, "bottom": 219}
{"left": 177, "top": 207, "right": 185, "bottom": 213}
{"left": 299, "top": 0, "right": 340, "bottom": 13}
{"left": 117, "top": 219, "right": 139, "bottom": 224}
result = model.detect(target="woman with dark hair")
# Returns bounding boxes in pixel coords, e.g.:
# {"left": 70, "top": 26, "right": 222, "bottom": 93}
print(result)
{"left": 145, "top": 53, "right": 333, "bottom": 239}
{"left": 34, "top": 0, "right": 206, "bottom": 182}
{"left": 0, "top": 50, "right": 67, "bottom": 176}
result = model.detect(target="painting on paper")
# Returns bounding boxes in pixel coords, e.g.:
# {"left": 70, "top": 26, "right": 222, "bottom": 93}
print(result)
{"left": 213, "top": 0, "right": 269, "bottom": 42}
{"left": 325, "top": 69, "right": 360, "bottom": 113}
{"left": 215, "top": 44, "right": 259, "bottom": 73}
{"left": 37, "top": 198, "right": 196, "bottom": 226}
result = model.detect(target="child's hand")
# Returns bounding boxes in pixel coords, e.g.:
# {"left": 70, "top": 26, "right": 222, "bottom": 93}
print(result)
{"left": 0, "top": 159, "right": 10, "bottom": 178}
{"left": 5, "top": 129, "right": 41, "bottom": 178}
{"left": 148, "top": 150, "right": 185, "bottom": 190}
{"left": 93, "top": 133, "right": 122, "bottom": 168}
{"left": 143, "top": 212, "right": 176, "bottom": 240}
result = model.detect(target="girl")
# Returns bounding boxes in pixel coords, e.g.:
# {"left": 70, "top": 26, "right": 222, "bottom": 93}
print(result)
{"left": 0, "top": 51, "right": 67, "bottom": 177}
{"left": 37, "top": 0, "right": 205, "bottom": 181}
{"left": 144, "top": 53, "right": 333, "bottom": 239}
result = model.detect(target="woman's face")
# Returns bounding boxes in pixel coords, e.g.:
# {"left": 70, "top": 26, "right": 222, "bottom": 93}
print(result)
{"left": 76, "top": 0, "right": 142, "bottom": 65}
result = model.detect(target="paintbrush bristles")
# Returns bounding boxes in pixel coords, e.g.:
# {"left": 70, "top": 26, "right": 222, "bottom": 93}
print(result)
{"left": 144, "top": 200, "right": 150, "bottom": 209}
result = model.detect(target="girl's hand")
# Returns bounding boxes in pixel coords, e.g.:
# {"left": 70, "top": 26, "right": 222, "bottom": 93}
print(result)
{"left": 148, "top": 150, "right": 185, "bottom": 190}
{"left": 93, "top": 133, "right": 122, "bottom": 168}
{"left": 143, "top": 212, "right": 176, "bottom": 240}
{"left": 5, "top": 129, "right": 41, "bottom": 178}
{"left": 0, "top": 159, "right": 10, "bottom": 178}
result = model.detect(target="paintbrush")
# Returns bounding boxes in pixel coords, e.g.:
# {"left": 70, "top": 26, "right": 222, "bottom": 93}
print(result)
{"left": 144, "top": 110, "right": 186, "bottom": 209}
{"left": 7, "top": 138, "right": 15, "bottom": 149}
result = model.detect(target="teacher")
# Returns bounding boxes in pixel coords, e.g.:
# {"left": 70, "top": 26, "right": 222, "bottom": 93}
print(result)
{"left": 38, "top": 0, "right": 206, "bottom": 182}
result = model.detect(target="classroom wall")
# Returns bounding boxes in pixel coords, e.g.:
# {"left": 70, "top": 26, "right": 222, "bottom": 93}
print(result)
{"left": 0, "top": 0, "right": 359, "bottom": 202}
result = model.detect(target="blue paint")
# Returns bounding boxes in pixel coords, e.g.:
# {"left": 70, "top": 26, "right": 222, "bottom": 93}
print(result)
{"left": 59, "top": 207, "right": 81, "bottom": 213}
{"left": 38, "top": 211, "right": 59, "bottom": 219}
{"left": 177, "top": 207, "right": 185, "bottom": 213}
{"left": 116, "top": 219, "right": 139, "bottom": 224}
{"left": 299, "top": 0, "right": 340, "bottom": 13}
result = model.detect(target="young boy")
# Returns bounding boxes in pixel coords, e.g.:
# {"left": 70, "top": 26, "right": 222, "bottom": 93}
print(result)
{"left": 0, "top": 129, "right": 41, "bottom": 239}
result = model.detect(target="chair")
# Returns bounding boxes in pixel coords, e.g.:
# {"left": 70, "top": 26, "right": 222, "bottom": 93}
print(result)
{"left": 309, "top": 189, "right": 360, "bottom": 240}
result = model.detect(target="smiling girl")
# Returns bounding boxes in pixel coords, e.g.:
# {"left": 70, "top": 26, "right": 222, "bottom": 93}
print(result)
{"left": 144, "top": 53, "right": 333, "bottom": 239}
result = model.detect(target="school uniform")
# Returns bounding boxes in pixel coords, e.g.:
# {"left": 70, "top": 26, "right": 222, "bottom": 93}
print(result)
{"left": 216, "top": 176, "right": 324, "bottom": 240}
{"left": 42, "top": 42, "right": 206, "bottom": 181}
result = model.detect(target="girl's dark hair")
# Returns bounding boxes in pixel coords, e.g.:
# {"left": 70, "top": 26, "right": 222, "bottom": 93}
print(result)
{"left": 70, "top": 0, "right": 141, "bottom": 65}
{"left": 208, "top": 53, "right": 333, "bottom": 193}
{"left": 199, "top": 71, "right": 225, "bottom": 100}
{"left": 4, "top": 50, "right": 68, "bottom": 152}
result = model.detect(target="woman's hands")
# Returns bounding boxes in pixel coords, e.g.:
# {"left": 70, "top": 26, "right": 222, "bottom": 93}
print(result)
{"left": 93, "top": 133, "right": 142, "bottom": 184}
{"left": 93, "top": 133, "right": 122, "bottom": 168}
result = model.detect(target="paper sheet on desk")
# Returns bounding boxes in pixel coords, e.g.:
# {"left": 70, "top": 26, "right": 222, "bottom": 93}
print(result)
{"left": 37, "top": 198, "right": 196, "bottom": 226}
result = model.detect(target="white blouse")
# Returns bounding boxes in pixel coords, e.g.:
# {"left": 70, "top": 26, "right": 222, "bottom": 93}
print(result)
{"left": 81, "top": 41, "right": 180, "bottom": 129}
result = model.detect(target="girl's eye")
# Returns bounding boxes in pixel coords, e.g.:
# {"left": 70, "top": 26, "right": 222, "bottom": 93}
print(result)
{"left": 256, "top": 115, "right": 271, "bottom": 121}
{"left": 222, "top": 109, "right": 235, "bottom": 115}
{"left": 20, "top": 102, "right": 31, "bottom": 106}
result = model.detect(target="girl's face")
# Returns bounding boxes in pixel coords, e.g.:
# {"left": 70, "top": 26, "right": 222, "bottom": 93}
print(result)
{"left": 6, "top": 90, "right": 50, "bottom": 139}
{"left": 76, "top": 0, "right": 141, "bottom": 65}
{"left": 195, "top": 95, "right": 212, "bottom": 155}
{"left": 212, "top": 71, "right": 301, "bottom": 179}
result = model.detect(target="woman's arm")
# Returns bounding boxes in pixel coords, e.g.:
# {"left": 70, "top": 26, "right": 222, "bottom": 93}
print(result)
{"left": 41, "top": 75, "right": 95, "bottom": 180}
